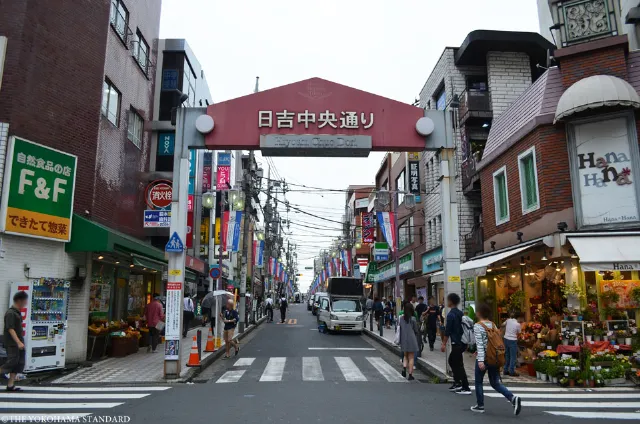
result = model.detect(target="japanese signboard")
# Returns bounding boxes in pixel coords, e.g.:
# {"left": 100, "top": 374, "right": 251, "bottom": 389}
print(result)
{"left": 202, "top": 152, "right": 212, "bottom": 192}
{"left": 188, "top": 149, "right": 196, "bottom": 195}
{"left": 186, "top": 210, "right": 194, "bottom": 249}
{"left": 157, "top": 132, "right": 175, "bottom": 156}
{"left": 0, "top": 136, "right": 77, "bottom": 241}
{"left": 260, "top": 134, "right": 372, "bottom": 157}
{"left": 143, "top": 210, "right": 171, "bottom": 228}
{"left": 161, "top": 69, "right": 178, "bottom": 91}
{"left": 216, "top": 165, "right": 231, "bottom": 190}
{"left": 408, "top": 159, "right": 421, "bottom": 199}
{"left": 145, "top": 180, "right": 172, "bottom": 210}
{"left": 258, "top": 110, "right": 374, "bottom": 130}
{"left": 164, "top": 282, "right": 182, "bottom": 340}
{"left": 362, "top": 212, "right": 374, "bottom": 244}
{"left": 217, "top": 152, "right": 231, "bottom": 167}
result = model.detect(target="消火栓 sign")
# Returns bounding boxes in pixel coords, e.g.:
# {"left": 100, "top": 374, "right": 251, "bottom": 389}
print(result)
{"left": 0, "top": 136, "right": 77, "bottom": 241}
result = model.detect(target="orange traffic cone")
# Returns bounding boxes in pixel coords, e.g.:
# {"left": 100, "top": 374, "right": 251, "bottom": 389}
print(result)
{"left": 186, "top": 336, "right": 201, "bottom": 367}
{"left": 204, "top": 328, "right": 215, "bottom": 352}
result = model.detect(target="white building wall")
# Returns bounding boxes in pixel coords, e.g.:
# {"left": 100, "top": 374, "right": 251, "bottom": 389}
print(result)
{"left": 486, "top": 52, "right": 532, "bottom": 118}
{"left": 537, "top": 0, "right": 554, "bottom": 43}
{"left": 418, "top": 49, "right": 483, "bottom": 261}
{"left": 0, "top": 235, "right": 89, "bottom": 364}
{"left": 621, "top": 0, "right": 640, "bottom": 51}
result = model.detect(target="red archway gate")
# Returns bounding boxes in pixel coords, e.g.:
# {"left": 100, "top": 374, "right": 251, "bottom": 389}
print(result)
{"left": 204, "top": 77, "right": 425, "bottom": 156}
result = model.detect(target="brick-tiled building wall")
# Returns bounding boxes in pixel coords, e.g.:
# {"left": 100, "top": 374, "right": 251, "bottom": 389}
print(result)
{"left": 487, "top": 52, "right": 532, "bottom": 118}
{"left": 480, "top": 125, "right": 574, "bottom": 249}
{"left": 558, "top": 44, "right": 628, "bottom": 88}
{"left": 94, "top": 0, "right": 161, "bottom": 238}
{"left": 0, "top": 0, "right": 110, "bottom": 215}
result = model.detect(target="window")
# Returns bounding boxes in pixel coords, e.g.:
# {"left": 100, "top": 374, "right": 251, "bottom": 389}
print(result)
{"left": 435, "top": 85, "right": 446, "bottom": 110}
{"left": 134, "top": 30, "right": 149, "bottom": 74}
{"left": 398, "top": 220, "right": 410, "bottom": 250}
{"left": 493, "top": 166, "right": 510, "bottom": 225}
{"left": 331, "top": 299, "right": 360, "bottom": 312}
{"left": 182, "top": 59, "right": 196, "bottom": 107}
{"left": 517, "top": 147, "right": 540, "bottom": 214}
{"left": 127, "top": 108, "right": 143, "bottom": 149}
{"left": 101, "top": 79, "right": 121, "bottom": 126}
{"left": 396, "top": 170, "right": 405, "bottom": 206}
{"left": 409, "top": 216, "right": 414, "bottom": 244}
{"left": 110, "top": 0, "right": 129, "bottom": 42}
{"left": 419, "top": 226, "right": 424, "bottom": 244}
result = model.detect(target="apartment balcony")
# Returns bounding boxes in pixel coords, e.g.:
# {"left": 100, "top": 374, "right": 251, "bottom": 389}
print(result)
{"left": 461, "top": 151, "right": 481, "bottom": 193}
{"left": 458, "top": 90, "right": 492, "bottom": 126}
{"left": 464, "top": 224, "right": 484, "bottom": 262}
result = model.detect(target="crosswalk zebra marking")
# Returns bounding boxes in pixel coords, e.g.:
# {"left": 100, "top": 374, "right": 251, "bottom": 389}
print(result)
{"left": 0, "top": 393, "right": 149, "bottom": 400}
{"left": 234, "top": 357, "right": 256, "bottom": 367}
{"left": 260, "top": 357, "right": 287, "bottom": 381}
{"left": 334, "top": 357, "right": 367, "bottom": 382}
{"left": 20, "top": 386, "right": 171, "bottom": 392}
{"left": 486, "top": 392, "right": 640, "bottom": 400}
{"left": 524, "top": 401, "right": 640, "bottom": 408}
{"left": 0, "top": 402, "right": 124, "bottom": 410}
{"left": 366, "top": 357, "right": 406, "bottom": 383}
{"left": 216, "top": 370, "right": 247, "bottom": 383}
{"left": 302, "top": 357, "right": 324, "bottom": 381}
{"left": 474, "top": 386, "right": 637, "bottom": 392}
{"left": 546, "top": 411, "right": 640, "bottom": 420}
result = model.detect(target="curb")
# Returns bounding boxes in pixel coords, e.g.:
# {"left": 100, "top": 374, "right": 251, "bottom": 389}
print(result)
{"left": 363, "top": 328, "right": 449, "bottom": 382}
{"left": 184, "top": 316, "right": 267, "bottom": 382}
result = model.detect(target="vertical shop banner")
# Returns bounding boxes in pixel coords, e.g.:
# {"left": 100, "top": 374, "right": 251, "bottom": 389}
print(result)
{"left": 216, "top": 166, "right": 231, "bottom": 190}
{"left": 362, "top": 212, "right": 375, "bottom": 243}
{"left": 202, "top": 152, "right": 212, "bottom": 192}
{"left": 188, "top": 149, "right": 196, "bottom": 195}
{"left": 164, "top": 282, "right": 182, "bottom": 340}
{"left": 0, "top": 136, "right": 77, "bottom": 241}
{"left": 376, "top": 211, "right": 396, "bottom": 252}
{"left": 221, "top": 211, "right": 230, "bottom": 251}
{"left": 157, "top": 132, "right": 175, "bottom": 156}
{"left": 226, "top": 211, "right": 242, "bottom": 252}
{"left": 255, "top": 240, "right": 265, "bottom": 268}
{"left": 186, "top": 211, "right": 194, "bottom": 249}
{"left": 408, "top": 160, "right": 421, "bottom": 200}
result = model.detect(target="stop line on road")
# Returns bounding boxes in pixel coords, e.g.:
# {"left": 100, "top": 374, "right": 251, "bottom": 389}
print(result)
{"left": 215, "top": 356, "right": 409, "bottom": 384}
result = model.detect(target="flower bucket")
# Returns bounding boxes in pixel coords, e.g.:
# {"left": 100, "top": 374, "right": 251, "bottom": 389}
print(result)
{"left": 586, "top": 335, "right": 592, "bottom": 342}
{"left": 562, "top": 340, "right": 569, "bottom": 346}
{"left": 526, "top": 363, "right": 536, "bottom": 377}
{"left": 594, "top": 336, "right": 601, "bottom": 342}
{"left": 625, "top": 337, "right": 632, "bottom": 345}
{"left": 617, "top": 338, "right": 625, "bottom": 345}
{"left": 540, "top": 373, "right": 548, "bottom": 381}
{"left": 568, "top": 379, "right": 575, "bottom": 388}
{"left": 536, "top": 371, "right": 541, "bottom": 379}
{"left": 552, "top": 377, "right": 558, "bottom": 384}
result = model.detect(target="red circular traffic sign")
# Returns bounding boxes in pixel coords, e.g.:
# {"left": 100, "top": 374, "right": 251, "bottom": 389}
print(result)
{"left": 209, "top": 266, "right": 221, "bottom": 279}
{"left": 145, "top": 180, "right": 172, "bottom": 209}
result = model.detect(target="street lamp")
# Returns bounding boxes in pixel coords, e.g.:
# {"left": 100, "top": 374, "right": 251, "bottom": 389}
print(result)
{"left": 202, "top": 191, "right": 215, "bottom": 209}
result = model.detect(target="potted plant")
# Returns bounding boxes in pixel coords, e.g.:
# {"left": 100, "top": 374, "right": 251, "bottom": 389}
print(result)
{"left": 559, "top": 377, "right": 569, "bottom": 387}
{"left": 616, "top": 329, "right": 628, "bottom": 345}
{"left": 546, "top": 360, "right": 559, "bottom": 384}
{"left": 585, "top": 327, "right": 594, "bottom": 343}
{"left": 534, "top": 358, "right": 544, "bottom": 380}
{"left": 601, "top": 290, "right": 621, "bottom": 306}
{"left": 631, "top": 287, "right": 640, "bottom": 305}
{"left": 593, "top": 328, "right": 604, "bottom": 342}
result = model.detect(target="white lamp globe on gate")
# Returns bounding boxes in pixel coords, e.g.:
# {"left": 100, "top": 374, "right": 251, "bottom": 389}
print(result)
{"left": 415, "top": 116, "right": 435, "bottom": 136}
{"left": 202, "top": 191, "right": 214, "bottom": 209}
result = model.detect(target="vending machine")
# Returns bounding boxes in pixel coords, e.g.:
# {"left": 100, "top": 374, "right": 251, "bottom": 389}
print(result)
{"left": 9, "top": 278, "right": 70, "bottom": 373}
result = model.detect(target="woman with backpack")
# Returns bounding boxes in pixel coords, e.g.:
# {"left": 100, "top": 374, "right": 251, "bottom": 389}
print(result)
{"left": 398, "top": 302, "right": 420, "bottom": 381}
{"left": 471, "top": 303, "right": 522, "bottom": 416}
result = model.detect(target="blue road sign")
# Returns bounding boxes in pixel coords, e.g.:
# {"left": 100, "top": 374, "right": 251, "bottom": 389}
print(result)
{"left": 165, "top": 231, "right": 184, "bottom": 253}
{"left": 209, "top": 265, "right": 221, "bottom": 279}
{"left": 374, "top": 254, "right": 389, "bottom": 262}
{"left": 143, "top": 210, "right": 171, "bottom": 228}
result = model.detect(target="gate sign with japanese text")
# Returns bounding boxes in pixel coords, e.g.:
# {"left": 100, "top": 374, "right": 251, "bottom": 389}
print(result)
{"left": 0, "top": 136, "right": 77, "bottom": 241}
{"left": 408, "top": 159, "right": 421, "bottom": 201}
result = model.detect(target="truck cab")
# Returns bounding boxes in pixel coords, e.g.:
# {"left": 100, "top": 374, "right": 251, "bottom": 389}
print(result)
{"left": 317, "top": 277, "right": 364, "bottom": 333}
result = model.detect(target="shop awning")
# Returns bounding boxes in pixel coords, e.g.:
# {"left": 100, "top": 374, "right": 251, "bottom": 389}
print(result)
{"left": 66, "top": 214, "right": 165, "bottom": 261}
{"left": 132, "top": 254, "right": 166, "bottom": 273}
{"left": 430, "top": 243, "right": 540, "bottom": 282}
{"left": 185, "top": 270, "right": 197, "bottom": 282}
{"left": 569, "top": 236, "right": 640, "bottom": 271}
{"left": 407, "top": 275, "right": 429, "bottom": 288}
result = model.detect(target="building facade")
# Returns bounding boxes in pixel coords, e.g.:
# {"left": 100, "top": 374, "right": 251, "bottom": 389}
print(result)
{"left": 469, "top": 0, "right": 640, "bottom": 324}
{"left": 0, "top": 0, "right": 162, "bottom": 365}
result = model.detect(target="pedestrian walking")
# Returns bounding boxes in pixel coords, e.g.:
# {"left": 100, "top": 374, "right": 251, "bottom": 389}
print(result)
{"left": 365, "top": 295, "right": 373, "bottom": 329}
{"left": 3, "top": 291, "right": 28, "bottom": 391}
{"left": 144, "top": 293, "right": 164, "bottom": 353}
{"left": 373, "top": 297, "right": 384, "bottom": 330}
{"left": 398, "top": 302, "right": 420, "bottom": 381}
{"left": 265, "top": 294, "right": 274, "bottom": 322}
{"left": 502, "top": 312, "right": 523, "bottom": 376}
{"left": 441, "top": 293, "right": 471, "bottom": 395}
{"left": 221, "top": 299, "right": 240, "bottom": 359}
{"left": 424, "top": 296, "right": 440, "bottom": 350}
{"left": 415, "top": 296, "right": 428, "bottom": 341}
{"left": 183, "top": 293, "right": 195, "bottom": 338}
{"left": 470, "top": 303, "right": 522, "bottom": 416}
{"left": 279, "top": 294, "right": 288, "bottom": 323}
{"left": 200, "top": 291, "right": 216, "bottom": 331}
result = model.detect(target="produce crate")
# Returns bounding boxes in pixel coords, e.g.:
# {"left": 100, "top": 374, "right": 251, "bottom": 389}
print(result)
{"left": 110, "top": 337, "right": 130, "bottom": 357}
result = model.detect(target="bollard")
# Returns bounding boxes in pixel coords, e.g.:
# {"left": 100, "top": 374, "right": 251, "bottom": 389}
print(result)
{"left": 370, "top": 311, "right": 373, "bottom": 331}
{"left": 197, "top": 329, "right": 202, "bottom": 361}
{"left": 379, "top": 316, "right": 384, "bottom": 337}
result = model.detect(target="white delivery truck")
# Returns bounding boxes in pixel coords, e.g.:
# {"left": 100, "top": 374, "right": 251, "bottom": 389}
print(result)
{"left": 317, "top": 277, "right": 364, "bottom": 334}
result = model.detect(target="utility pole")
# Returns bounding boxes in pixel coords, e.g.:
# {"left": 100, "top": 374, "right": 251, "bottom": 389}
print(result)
{"left": 238, "top": 151, "right": 255, "bottom": 333}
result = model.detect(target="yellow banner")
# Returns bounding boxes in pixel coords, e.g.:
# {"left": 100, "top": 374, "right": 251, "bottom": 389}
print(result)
{"left": 5, "top": 207, "right": 71, "bottom": 240}
{"left": 215, "top": 218, "right": 221, "bottom": 244}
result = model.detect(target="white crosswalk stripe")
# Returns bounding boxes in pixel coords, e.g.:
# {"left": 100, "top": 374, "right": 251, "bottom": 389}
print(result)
{"left": 0, "top": 386, "right": 170, "bottom": 419}
{"left": 481, "top": 385, "right": 640, "bottom": 419}
{"left": 217, "top": 356, "right": 407, "bottom": 383}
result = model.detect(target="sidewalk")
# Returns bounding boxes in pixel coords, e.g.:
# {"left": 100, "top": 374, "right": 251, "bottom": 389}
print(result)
{"left": 53, "top": 322, "right": 261, "bottom": 384}
{"left": 365, "top": 324, "right": 541, "bottom": 384}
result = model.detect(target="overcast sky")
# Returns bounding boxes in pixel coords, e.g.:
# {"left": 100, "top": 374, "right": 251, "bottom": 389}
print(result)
{"left": 160, "top": 0, "right": 541, "bottom": 292}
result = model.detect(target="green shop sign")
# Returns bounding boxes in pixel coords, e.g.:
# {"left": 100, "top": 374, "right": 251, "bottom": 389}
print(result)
{"left": 370, "top": 252, "right": 413, "bottom": 283}
{"left": 0, "top": 136, "right": 77, "bottom": 241}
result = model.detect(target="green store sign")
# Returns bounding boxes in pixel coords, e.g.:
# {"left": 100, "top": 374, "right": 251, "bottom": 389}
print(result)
{"left": 0, "top": 136, "right": 77, "bottom": 241}
{"left": 368, "top": 252, "right": 413, "bottom": 283}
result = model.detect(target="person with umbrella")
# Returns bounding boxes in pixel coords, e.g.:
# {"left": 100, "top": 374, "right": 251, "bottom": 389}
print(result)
{"left": 201, "top": 291, "right": 216, "bottom": 331}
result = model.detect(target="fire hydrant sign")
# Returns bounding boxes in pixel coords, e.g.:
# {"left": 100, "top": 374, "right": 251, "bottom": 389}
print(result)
{"left": 164, "top": 282, "right": 182, "bottom": 340}
{"left": 0, "top": 136, "right": 77, "bottom": 241}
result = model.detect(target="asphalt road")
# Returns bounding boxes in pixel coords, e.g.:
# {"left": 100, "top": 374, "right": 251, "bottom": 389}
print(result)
{"left": 103, "top": 304, "right": 629, "bottom": 423}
